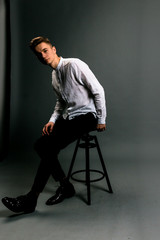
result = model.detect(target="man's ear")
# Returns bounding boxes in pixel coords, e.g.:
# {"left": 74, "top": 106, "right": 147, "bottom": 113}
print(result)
{"left": 52, "top": 46, "right": 56, "bottom": 53}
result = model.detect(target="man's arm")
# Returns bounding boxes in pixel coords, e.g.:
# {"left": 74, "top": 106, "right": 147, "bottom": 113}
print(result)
{"left": 42, "top": 97, "right": 65, "bottom": 135}
{"left": 49, "top": 97, "right": 65, "bottom": 123}
{"left": 72, "top": 60, "right": 107, "bottom": 130}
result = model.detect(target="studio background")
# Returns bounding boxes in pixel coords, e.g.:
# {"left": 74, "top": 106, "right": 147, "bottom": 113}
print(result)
{"left": 9, "top": 0, "right": 160, "bottom": 151}
{"left": 0, "top": 1, "right": 160, "bottom": 240}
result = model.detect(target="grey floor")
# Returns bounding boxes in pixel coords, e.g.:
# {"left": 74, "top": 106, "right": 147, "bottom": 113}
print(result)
{"left": 0, "top": 135, "right": 160, "bottom": 240}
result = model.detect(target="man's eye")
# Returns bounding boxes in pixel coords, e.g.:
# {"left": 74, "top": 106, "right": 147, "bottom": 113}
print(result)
{"left": 44, "top": 50, "right": 48, "bottom": 53}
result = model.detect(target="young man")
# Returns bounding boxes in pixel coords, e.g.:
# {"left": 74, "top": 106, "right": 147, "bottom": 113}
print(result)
{"left": 2, "top": 36, "right": 107, "bottom": 213}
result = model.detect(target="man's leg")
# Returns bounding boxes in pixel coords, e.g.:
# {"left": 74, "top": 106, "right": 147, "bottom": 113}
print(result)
{"left": 1, "top": 117, "right": 70, "bottom": 213}
{"left": 45, "top": 113, "right": 97, "bottom": 205}
{"left": 32, "top": 112, "right": 97, "bottom": 193}
{"left": 27, "top": 134, "right": 76, "bottom": 206}
{"left": 1, "top": 117, "right": 75, "bottom": 213}
{"left": 1, "top": 113, "right": 97, "bottom": 212}
{"left": 28, "top": 113, "right": 97, "bottom": 205}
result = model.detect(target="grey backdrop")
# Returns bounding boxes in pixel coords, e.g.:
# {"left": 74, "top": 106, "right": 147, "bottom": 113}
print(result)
{"left": 0, "top": 0, "right": 6, "bottom": 158}
{"left": 1, "top": 1, "right": 160, "bottom": 238}
{"left": 0, "top": 0, "right": 10, "bottom": 160}
{"left": 9, "top": 0, "right": 160, "bottom": 151}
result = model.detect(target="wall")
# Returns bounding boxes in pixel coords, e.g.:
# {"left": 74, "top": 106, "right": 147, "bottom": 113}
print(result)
{"left": 9, "top": 0, "right": 160, "bottom": 151}
{"left": 0, "top": 0, "right": 10, "bottom": 160}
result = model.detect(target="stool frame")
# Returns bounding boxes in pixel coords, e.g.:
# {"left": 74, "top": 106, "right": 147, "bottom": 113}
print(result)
{"left": 67, "top": 133, "right": 113, "bottom": 205}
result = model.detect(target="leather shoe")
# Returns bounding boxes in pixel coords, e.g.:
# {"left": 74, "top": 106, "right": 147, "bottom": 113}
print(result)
{"left": 46, "top": 183, "right": 75, "bottom": 205}
{"left": 1, "top": 194, "right": 37, "bottom": 213}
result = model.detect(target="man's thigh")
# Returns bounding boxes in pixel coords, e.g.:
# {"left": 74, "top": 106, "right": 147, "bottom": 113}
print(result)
{"left": 51, "top": 113, "right": 97, "bottom": 149}
{"left": 35, "top": 113, "right": 97, "bottom": 155}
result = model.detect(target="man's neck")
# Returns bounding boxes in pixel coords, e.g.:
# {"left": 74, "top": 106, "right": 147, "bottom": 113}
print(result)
{"left": 50, "top": 56, "right": 61, "bottom": 69}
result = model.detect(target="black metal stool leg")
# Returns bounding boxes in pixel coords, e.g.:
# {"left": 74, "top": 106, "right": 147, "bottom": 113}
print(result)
{"left": 94, "top": 136, "right": 113, "bottom": 193}
{"left": 85, "top": 137, "right": 91, "bottom": 205}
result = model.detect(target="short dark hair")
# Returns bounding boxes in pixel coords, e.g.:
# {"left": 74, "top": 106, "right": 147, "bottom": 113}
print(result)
{"left": 29, "top": 36, "right": 52, "bottom": 53}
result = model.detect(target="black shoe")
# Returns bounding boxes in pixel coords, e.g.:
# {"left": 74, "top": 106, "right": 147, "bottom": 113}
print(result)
{"left": 1, "top": 194, "right": 37, "bottom": 213}
{"left": 46, "top": 183, "right": 75, "bottom": 205}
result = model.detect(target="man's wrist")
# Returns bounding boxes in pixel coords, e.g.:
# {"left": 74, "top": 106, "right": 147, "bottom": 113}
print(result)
{"left": 97, "top": 119, "right": 106, "bottom": 125}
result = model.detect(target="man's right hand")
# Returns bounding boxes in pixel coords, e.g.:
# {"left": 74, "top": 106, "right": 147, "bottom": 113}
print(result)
{"left": 42, "top": 122, "right": 54, "bottom": 136}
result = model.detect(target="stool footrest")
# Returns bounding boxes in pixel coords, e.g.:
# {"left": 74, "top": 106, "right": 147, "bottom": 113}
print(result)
{"left": 71, "top": 169, "right": 105, "bottom": 183}
{"left": 79, "top": 143, "right": 96, "bottom": 148}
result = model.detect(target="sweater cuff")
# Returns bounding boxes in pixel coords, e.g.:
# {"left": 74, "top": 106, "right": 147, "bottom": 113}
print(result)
{"left": 97, "top": 118, "right": 106, "bottom": 125}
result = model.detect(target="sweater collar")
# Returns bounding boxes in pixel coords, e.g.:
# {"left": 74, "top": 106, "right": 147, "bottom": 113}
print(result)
{"left": 56, "top": 57, "right": 63, "bottom": 71}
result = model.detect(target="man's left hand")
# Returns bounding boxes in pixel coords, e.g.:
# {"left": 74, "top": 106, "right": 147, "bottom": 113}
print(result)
{"left": 97, "top": 124, "right": 106, "bottom": 132}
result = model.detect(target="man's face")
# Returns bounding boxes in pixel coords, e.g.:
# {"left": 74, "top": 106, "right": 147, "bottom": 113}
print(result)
{"left": 34, "top": 42, "right": 56, "bottom": 65}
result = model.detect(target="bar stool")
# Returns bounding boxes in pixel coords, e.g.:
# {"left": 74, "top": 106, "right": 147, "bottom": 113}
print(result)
{"left": 67, "top": 133, "right": 113, "bottom": 205}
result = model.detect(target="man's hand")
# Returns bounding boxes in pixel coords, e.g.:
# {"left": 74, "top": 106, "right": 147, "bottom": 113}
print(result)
{"left": 97, "top": 124, "right": 106, "bottom": 132}
{"left": 42, "top": 122, "right": 54, "bottom": 136}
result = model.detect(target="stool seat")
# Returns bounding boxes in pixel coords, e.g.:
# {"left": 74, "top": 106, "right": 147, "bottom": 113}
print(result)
{"left": 67, "top": 133, "right": 113, "bottom": 205}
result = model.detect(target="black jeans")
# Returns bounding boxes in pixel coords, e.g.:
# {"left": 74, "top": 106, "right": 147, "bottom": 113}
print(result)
{"left": 31, "top": 113, "right": 97, "bottom": 193}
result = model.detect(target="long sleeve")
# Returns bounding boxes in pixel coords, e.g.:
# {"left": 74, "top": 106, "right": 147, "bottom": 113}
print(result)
{"left": 49, "top": 57, "right": 107, "bottom": 124}
{"left": 71, "top": 61, "right": 107, "bottom": 124}
{"left": 49, "top": 97, "right": 65, "bottom": 123}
